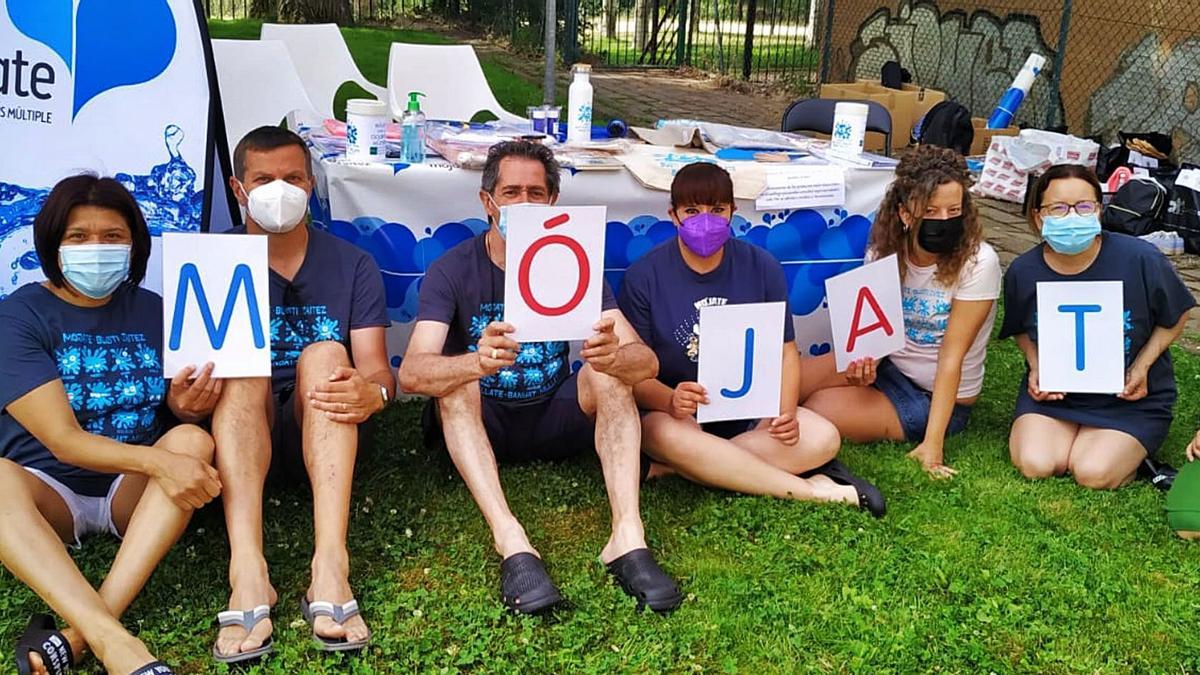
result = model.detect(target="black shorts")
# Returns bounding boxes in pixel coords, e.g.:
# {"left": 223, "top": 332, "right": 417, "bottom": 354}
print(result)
{"left": 424, "top": 373, "right": 595, "bottom": 463}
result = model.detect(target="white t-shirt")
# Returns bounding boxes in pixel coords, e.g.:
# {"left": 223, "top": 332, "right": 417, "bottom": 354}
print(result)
{"left": 876, "top": 242, "right": 1002, "bottom": 398}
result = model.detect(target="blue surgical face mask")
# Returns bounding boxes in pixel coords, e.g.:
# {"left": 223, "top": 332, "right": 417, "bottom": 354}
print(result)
{"left": 1041, "top": 213, "right": 1101, "bottom": 255}
{"left": 59, "top": 244, "right": 131, "bottom": 299}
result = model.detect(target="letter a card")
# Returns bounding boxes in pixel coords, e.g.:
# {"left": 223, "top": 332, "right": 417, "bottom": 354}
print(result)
{"left": 1036, "top": 281, "right": 1124, "bottom": 393}
{"left": 503, "top": 205, "right": 607, "bottom": 343}
{"left": 696, "top": 302, "right": 785, "bottom": 424}
{"left": 162, "top": 233, "right": 271, "bottom": 379}
{"left": 825, "top": 254, "right": 905, "bottom": 371}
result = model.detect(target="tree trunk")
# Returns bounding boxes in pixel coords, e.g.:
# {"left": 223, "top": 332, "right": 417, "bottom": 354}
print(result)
{"left": 278, "top": 0, "right": 353, "bottom": 23}
{"left": 604, "top": 0, "right": 617, "bottom": 39}
{"left": 249, "top": 0, "right": 278, "bottom": 19}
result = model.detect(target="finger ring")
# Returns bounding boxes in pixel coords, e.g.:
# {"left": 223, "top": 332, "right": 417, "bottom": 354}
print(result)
{"left": 491, "top": 348, "right": 498, "bottom": 359}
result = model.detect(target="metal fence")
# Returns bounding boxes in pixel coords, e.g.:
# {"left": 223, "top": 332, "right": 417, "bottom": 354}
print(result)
{"left": 819, "top": 0, "right": 1200, "bottom": 159}
{"left": 201, "top": 0, "right": 411, "bottom": 22}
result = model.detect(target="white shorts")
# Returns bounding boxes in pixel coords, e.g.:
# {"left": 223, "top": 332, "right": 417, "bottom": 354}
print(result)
{"left": 23, "top": 467, "right": 124, "bottom": 548}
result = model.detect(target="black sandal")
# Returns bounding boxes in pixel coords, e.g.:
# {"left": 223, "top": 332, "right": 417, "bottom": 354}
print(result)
{"left": 129, "top": 662, "right": 172, "bottom": 675}
{"left": 605, "top": 548, "right": 683, "bottom": 613}
{"left": 500, "top": 552, "right": 562, "bottom": 615}
{"left": 14, "top": 614, "right": 73, "bottom": 675}
{"left": 805, "top": 459, "right": 887, "bottom": 518}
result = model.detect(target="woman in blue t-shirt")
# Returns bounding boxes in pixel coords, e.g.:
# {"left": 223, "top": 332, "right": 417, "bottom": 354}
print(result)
{"left": 0, "top": 176, "right": 221, "bottom": 675}
{"left": 618, "top": 163, "right": 885, "bottom": 517}
{"left": 1001, "top": 165, "right": 1194, "bottom": 489}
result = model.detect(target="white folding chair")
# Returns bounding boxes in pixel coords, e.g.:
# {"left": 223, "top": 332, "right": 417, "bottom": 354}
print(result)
{"left": 261, "top": 22, "right": 387, "bottom": 120}
{"left": 386, "top": 43, "right": 524, "bottom": 124}
{"left": 211, "top": 39, "right": 320, "bottom": 150}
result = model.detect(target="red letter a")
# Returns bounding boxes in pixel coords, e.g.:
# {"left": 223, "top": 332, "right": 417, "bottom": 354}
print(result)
{"left": 845, "top": 286, "right": 894, "bottom": 353}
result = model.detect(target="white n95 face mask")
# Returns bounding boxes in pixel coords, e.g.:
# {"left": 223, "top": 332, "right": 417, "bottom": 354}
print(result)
{"left": 245, "top": 179, "right": 309, "bottom": 233}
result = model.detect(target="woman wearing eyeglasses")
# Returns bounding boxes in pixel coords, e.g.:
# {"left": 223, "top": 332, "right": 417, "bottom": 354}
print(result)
{"left": 1001, "top": 164, "right": 1194, "bottom": 489}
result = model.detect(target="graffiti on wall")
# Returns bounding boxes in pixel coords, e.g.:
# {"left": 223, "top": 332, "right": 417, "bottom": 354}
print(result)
{"left": 1089, "top": 34, "right": 1200, "bottom": 163}
{"left": 847, "top": 1, "right": 1062, "bottom": 128}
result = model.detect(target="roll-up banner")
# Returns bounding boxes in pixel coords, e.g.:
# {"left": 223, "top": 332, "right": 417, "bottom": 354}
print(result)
{"left": 0, "top": 0, "right": 227, "bottom": 295}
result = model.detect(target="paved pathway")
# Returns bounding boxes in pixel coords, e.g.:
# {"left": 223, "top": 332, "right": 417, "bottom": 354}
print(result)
{"left": 476, "top": 46, "right": 1200, "bottom": 338}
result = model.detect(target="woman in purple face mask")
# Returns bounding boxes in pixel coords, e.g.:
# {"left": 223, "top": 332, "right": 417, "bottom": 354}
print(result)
{"left": 799, "top": 146, "right": 1001, "bottom": 478}
{"left": 617, "top": 163, "right": 885, "bottom": 517}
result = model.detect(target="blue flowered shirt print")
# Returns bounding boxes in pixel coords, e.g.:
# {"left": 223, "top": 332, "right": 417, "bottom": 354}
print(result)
{"left": 902, "top": 286, "right": 954, "bottom": 346}
{"left": 231, "top": 225, "right": 389, "bottom": 396}
{"left": 417, "top": 233, "right": 617, "bottom": 404}
{"left": 0, "top": 284, "right": 166, "bottom": 497}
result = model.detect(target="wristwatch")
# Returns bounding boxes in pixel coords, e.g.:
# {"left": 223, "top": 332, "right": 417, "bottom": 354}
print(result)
{"left": 378, "top": 384, "right": 391, "bottom": 409}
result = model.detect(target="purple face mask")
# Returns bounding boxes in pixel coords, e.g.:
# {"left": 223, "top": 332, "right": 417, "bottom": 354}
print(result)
{"left": 678, "top": 212, "right": 731, "bottom": 257}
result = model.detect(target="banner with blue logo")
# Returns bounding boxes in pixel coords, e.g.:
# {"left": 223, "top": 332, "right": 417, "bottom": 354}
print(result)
{"left": 0, "top": 0, "right": 217, "bottom": 296}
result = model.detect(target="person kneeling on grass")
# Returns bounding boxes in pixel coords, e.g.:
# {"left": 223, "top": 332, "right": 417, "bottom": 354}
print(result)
{"left": 1, "top": 176, "right": 222, "bottom": 675}
{"left": 799, "top": 146, "right": 1002, "bottom": 477}
{"left": 1003, "top": 164, "right": 1194, "bottom": 489}
{"left": 617, "top": 162, "right": 884, "bottom": 517}
{"left": 399, "top": 141, "right": 682, "bottom": 615}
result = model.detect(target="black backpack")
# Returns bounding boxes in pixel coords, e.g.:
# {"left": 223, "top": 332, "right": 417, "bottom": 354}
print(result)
{"left": 1102, "top": 177, "right": 1167, "bottom": 237}
{"left": 916, "top": 101, "right": 974, "bottom": 156}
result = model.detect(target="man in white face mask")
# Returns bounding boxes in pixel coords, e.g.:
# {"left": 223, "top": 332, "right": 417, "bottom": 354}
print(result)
{"left": 210, "top": 127, "right": 393, "bottom": 662}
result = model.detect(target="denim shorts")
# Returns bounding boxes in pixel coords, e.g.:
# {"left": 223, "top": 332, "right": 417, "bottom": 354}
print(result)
{"left": 872, "top": 359, "right": 972, "bottom": 442}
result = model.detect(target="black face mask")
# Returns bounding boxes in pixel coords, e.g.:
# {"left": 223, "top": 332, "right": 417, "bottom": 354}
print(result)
{"left": 916, "top": 216, "right": 965, "bottom": 254}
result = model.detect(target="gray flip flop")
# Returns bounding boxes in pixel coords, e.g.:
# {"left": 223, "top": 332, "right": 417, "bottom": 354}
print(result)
{"left": 211, "top": 605, "right": 273, "bottom": 664}
{"left": 300, "top": 596, "right": 371, "bottom": 652}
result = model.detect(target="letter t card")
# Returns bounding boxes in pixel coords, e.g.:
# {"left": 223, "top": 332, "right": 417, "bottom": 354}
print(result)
{"left": 1036, "top": 281, "right": 1124, "bottom": 393}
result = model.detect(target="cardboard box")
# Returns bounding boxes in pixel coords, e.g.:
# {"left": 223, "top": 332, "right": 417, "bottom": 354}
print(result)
{"left": 819, "top": 81, "right": 946, "bottom": 151}
{"left": 970, "top": 117, "right": 1019, "bottom": 156}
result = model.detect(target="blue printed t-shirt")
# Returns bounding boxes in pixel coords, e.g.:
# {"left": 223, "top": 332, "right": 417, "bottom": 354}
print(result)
{"left": 0, "top": 284, "right": 166, "bottom": 497}
{"left": 231, "top": 225, "right": 390, "bottom": 395}
{"left": 618, "top": 236, "right": 795, "bottom": 389}
{"left": 999, "top": 232, "right": 1196, "bottom": 452}
{"left": 417, "top": 232, "right": 617, "bottom": 403}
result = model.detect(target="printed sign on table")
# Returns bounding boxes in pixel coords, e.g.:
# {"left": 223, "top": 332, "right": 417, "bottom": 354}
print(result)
{"left": 1036, "top": 281, "right": 1125, "bottom": 393}
{"left": 696, "top": 302, "right": 786, "bottom": 424}
{"left": 503, "top": 205, "right": 607, "bottom": 342}
{"left": 825, "top": 254, "right": 906, "bottom": 371}
{"left": 162, "top": 233, "right": 271, "bottom": 379}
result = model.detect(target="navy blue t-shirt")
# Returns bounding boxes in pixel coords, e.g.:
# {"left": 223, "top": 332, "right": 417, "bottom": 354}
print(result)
{"left": 417, "top": 232, "right": 617, "bottom": 404}
{"left": 999, "top": 232, "right": 1196, "bottom": 432}
{"left": 618, "top": 237, "right": 795, "bottom": 389}
{"left": 0, "top": 284, "right": 166, "bottom": 497}
{"left": 232, "top": 226, "right": 390, "bottom": 395}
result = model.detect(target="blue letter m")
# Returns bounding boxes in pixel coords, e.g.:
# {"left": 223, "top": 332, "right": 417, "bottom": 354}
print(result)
{"left": 169, "top": 263, "right": 266, "bottom": 350}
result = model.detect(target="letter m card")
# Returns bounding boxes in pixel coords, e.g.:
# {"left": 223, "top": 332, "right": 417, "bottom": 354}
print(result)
{"left": 825, "top": 254, "right": 905, "bottom": 372}
{"left": 1036, "top": 281, "right": 1124, "bottom": 394}
{"left": 503, "top": 205, "right": 607, "bottom": 343}
{"left": 696, "top": 302, "right": 785, "bottom": 424}
{"left": 162, "top": 233, "right": 271, "bottom": 379}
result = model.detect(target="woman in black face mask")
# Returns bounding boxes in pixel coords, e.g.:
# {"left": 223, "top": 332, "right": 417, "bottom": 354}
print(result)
{"left": 799, "top": 146, "right": 1001, "bottom": 477}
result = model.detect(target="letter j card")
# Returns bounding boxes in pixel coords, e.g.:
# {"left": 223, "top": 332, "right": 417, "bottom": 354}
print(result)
{"left": 696, "top": 302, "right": 785, "bottom": 424}
{"left": 161, "top": 233, "right": 272, "bottom": 379}
{"left": 1036, "top": 281, "right": 1124, "bottom": 394}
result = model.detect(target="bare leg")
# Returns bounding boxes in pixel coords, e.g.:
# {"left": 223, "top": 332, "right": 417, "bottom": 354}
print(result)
{"left": 294, "top": 342, "right": 369, "bottom": 644}
{"left": 1067, "top": 427, "right": 1146, "bottom": 490}
{"left": 437, "top": 380, "right": 535, "bottom": 559}
{"left": 212, "top": 377, "right": 277, "bottom": 658}
{"left": 804, "top": 386, "right": 906, "bottom": 443}
{"left": 1009, "top": 413, "right": 1076, "bottom": 479}
{"left": 0, "top": 459, "right": 156, "bottom": 674}
{"left": 641, "top": 411, "right": 856, "bottom": 503}
{"left": 575, "top": 365, "right": 650, "bottom": 564}
{"left": 797, "top": 353, "right": 845, "bottom": 402}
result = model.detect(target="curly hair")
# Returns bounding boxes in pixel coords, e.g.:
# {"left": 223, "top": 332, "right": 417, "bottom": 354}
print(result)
{"left": 867, "top": 145, "right": 982, "bottom": 286}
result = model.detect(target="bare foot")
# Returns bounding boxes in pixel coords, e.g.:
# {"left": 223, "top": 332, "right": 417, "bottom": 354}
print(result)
{"left": 308, "top": 556, "right": 370, "bottom": 645}
{"left": 214, "top": 563, "right": 277, "bottom": 660}
{"left": 92, "top": 634, "right": 157, "bottom": 675}
{"left": 806, "top": 475, "right": 859, "bottom": 506}
{"left": 493, "top": 521, "right": 537, "bottom": 561}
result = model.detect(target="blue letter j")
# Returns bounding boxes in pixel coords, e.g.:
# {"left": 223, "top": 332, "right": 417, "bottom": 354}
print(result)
{"left": 720, "top": 328, "right": 755, "bottom": 399}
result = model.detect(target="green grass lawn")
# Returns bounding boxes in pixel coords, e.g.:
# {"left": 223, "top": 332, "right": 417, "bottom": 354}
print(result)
{"left": 206, "top": 19, "right": 552, "bottom": 123}
{"left": 2, "top": 327, "right": 1200, "bottom": 672}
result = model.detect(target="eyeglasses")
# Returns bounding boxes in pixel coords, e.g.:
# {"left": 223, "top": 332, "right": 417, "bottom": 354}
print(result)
{"left": 1039, "top": 200, "right": 1099, "bottom": 218}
